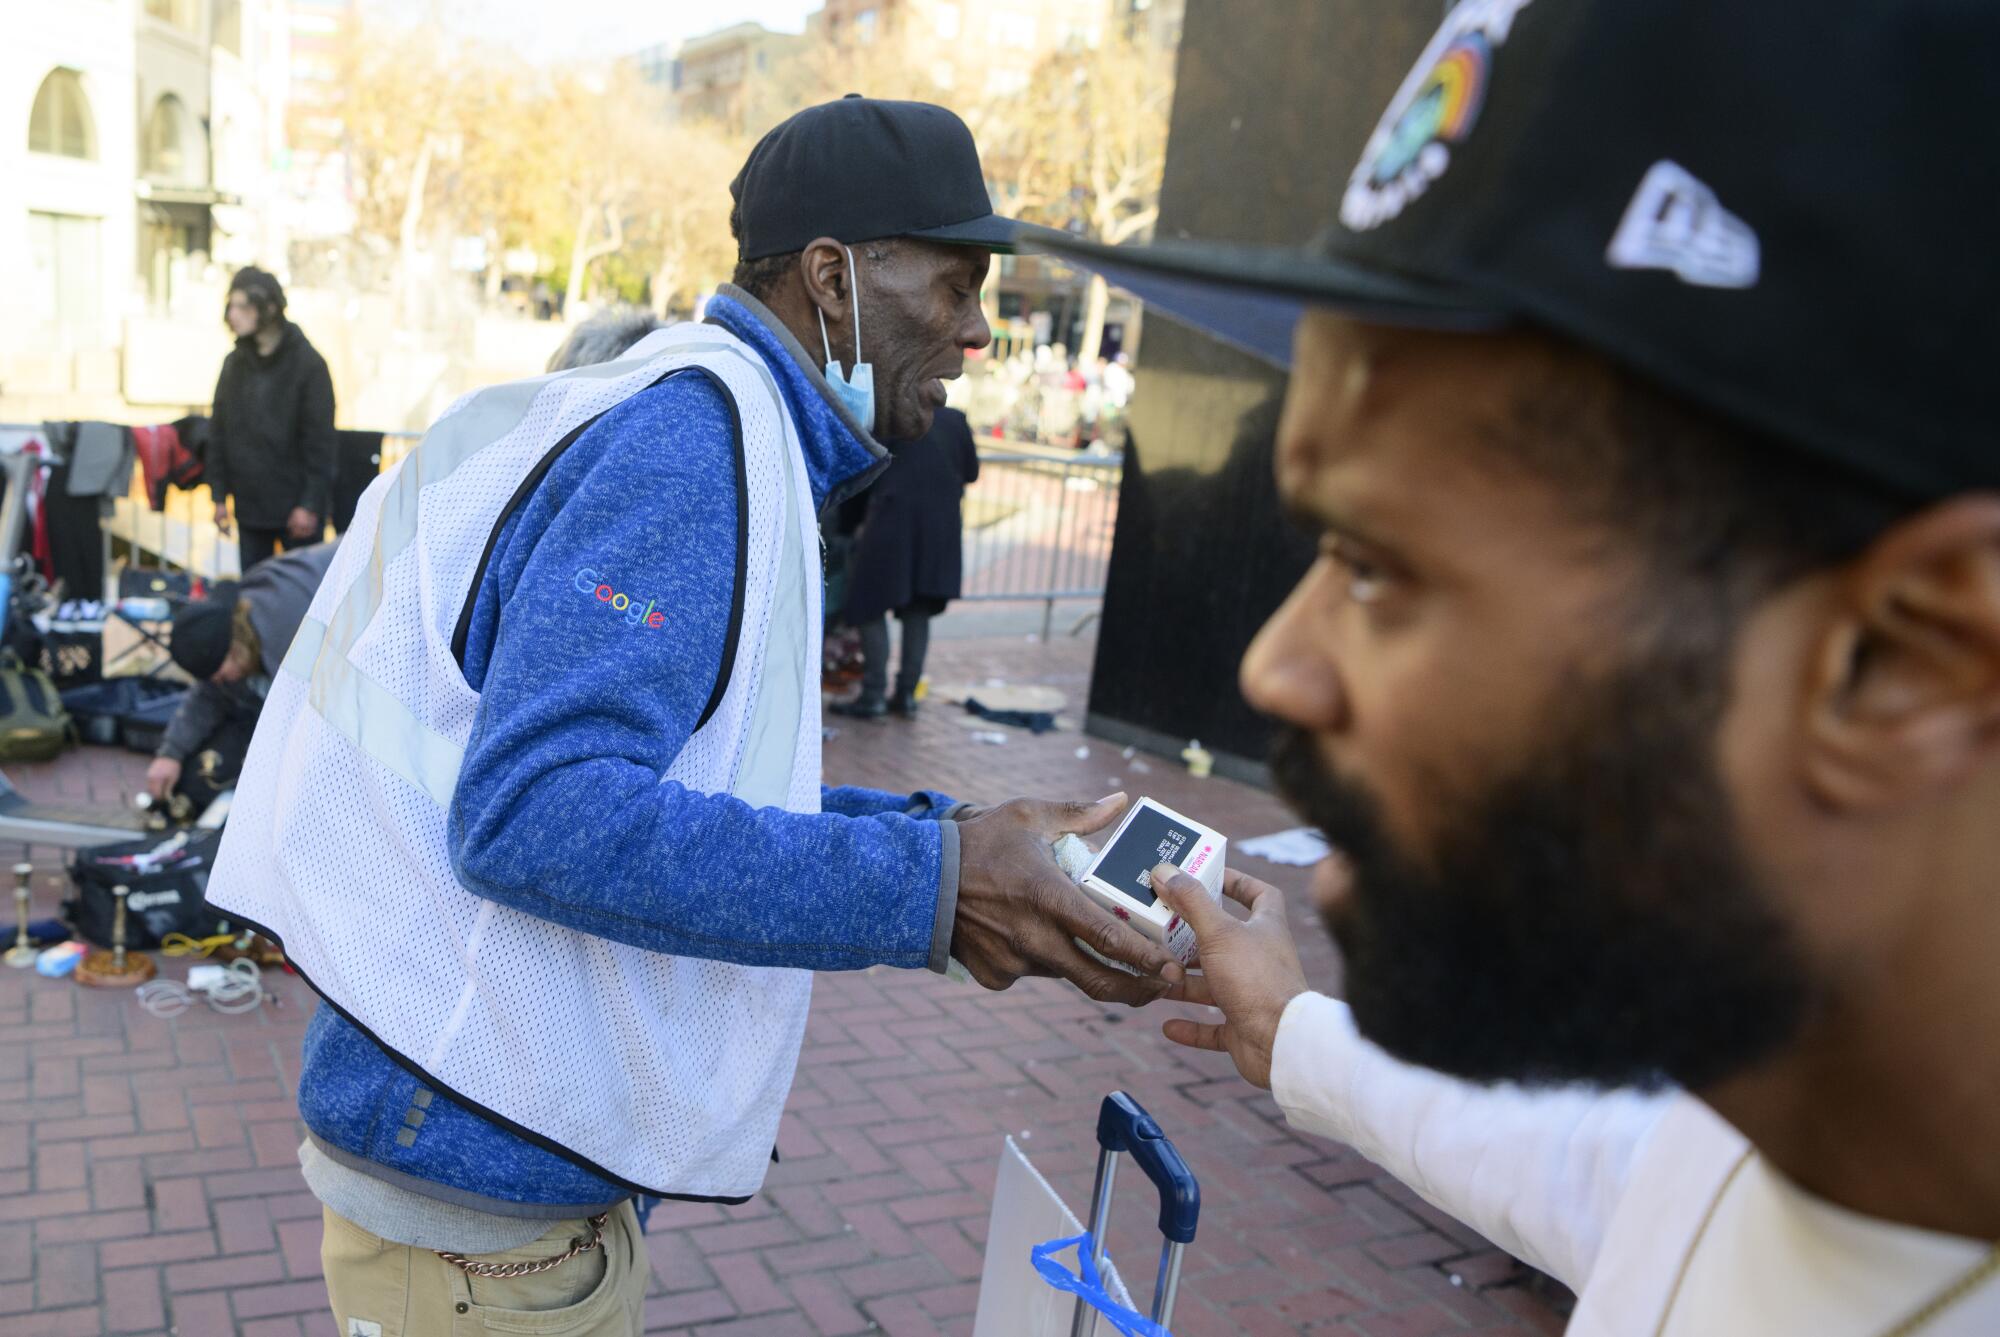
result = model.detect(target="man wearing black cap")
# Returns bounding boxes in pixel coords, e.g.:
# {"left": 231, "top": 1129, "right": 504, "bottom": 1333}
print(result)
{"left": 204, "top": 97, "right": 1179, "bottom": 1335}
{"left": 1042, "top": 0, "right": 2000, "bottom": 1332}
{"left": 148, "top": 543, "right": 338, "bottom": 807}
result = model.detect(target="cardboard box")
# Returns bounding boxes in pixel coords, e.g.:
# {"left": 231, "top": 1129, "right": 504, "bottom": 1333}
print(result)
{"left": 1077, "top": 798, "right": 1227, "bottom": 965}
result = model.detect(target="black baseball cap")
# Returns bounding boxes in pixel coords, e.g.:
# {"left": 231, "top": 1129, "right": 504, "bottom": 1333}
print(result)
{"left": 1034, "top": 0, "right": 1997, "bottom": 500}
{"left": 732, "top": 95, "right": 1059, "bottom": 259}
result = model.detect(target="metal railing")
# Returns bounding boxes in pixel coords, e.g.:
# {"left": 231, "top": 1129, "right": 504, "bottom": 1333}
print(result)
{"left": 960, "top": 446, "right": 1122, "bottom": 638}
{"left": 7, "top": 425, "right": 1123, "bottom": 636}
{"left": 397, "top": 430, "right": 1122, "bottom": 635}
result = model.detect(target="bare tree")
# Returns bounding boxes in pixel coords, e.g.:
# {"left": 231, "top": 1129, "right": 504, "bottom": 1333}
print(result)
{"left": 325, "top": 13, "right": 1173, "bottom": 362}
{"left": 989, "top": 35, "right": 1176, "bottom": 362}
{"left": 339, "top": 18, "right": 545, "bottom": 313}
{"left": 637, "top": 124, "right": 746, "bottom": 318}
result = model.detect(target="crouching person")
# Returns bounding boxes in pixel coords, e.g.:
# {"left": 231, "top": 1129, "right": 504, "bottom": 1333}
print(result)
{"left": 147, "top": 542, "right": 337, "bottom": 808}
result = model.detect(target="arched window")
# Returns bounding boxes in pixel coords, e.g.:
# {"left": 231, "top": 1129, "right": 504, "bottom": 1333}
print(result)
{"left": 28, "top": 69, "right": 96, "bottom": 160}
{"left": 141, "top": 93, "right": 202, "bottom": 184}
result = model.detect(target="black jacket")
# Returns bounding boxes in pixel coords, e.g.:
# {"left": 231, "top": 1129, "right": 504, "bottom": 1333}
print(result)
{"left": 842, "top": 407, "right": 980, "bottom": 624}
{"left": 207, "top": 323, "right": 337, "bottom": 529}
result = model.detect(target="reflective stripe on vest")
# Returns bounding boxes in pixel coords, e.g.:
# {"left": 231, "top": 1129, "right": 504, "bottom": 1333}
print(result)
{"left": 280, "top": 341, "right": 798, "bottom": 807}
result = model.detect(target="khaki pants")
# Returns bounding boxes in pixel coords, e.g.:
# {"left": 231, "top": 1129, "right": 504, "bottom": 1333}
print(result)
{"left": 321, "top": 1201, "right": 651, "bottom": 1336}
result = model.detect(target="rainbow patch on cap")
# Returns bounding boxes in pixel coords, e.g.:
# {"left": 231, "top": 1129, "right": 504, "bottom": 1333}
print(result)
{"left": 1370, "top": 35, "right": 1492, "bottom": 186}
{"left": 1343, "top": 0, "right": 1535, "bottom": 233}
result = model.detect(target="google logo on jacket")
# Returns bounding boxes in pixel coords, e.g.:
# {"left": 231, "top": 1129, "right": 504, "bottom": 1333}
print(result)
{"left": 574, "top": 569, "right": 666, "bottom": 629}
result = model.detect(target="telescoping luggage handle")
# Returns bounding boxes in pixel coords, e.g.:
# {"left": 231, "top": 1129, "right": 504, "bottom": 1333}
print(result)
{"left": 1067, "top": 1091, "right": 1200, "bottom": 1336}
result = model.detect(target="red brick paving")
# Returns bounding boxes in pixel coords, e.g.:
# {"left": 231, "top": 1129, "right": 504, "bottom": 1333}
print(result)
{"left": 0, "top": 628, "right": 1569, "bottom": 1335}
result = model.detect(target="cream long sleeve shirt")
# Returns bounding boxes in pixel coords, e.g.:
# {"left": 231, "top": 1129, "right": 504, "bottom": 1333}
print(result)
{"left": 1268, "top": 992, "right": 1999, "bottom": 1336}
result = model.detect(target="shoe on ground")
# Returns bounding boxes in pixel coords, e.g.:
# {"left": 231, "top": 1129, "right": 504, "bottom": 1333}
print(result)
{"left": 832, "top": 695, "right": 887, "bottom": 719}
{"left": 887, "top": 691, "right": 918, "bottom": 719}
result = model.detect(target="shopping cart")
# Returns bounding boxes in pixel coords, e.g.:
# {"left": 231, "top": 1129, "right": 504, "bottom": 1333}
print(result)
{"left": 972, "top": 1090, "right": 1201, "bottom": 1337}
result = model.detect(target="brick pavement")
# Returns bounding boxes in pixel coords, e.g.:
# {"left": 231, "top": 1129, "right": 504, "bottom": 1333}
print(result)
{"left": 0, "top": 626, "right": 1569, "bottom": 1336}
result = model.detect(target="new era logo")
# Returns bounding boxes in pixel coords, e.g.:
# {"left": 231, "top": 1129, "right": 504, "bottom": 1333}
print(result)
{"left": 1607, "top": 160, "right": 1760, "bottom": 289}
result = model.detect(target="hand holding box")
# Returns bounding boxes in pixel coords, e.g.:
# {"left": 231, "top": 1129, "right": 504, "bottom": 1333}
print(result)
{"left": 1073, "top": 799, "right": 1227, "bottom": 966}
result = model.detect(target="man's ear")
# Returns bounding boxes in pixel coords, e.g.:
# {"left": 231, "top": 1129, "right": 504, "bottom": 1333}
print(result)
{"left": 1804, "top": 496, "right": 2000, "bottom": 811}
{"left": 799, "top": 238, "right": 851, "bottom": 337}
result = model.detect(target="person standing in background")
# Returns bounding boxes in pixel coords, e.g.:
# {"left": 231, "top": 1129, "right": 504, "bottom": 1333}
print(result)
{"left": 208, "top": 266, "right": 337, "bottom": 572}
{"left": 834, "top": 405, "right": 980, "bottom": 719}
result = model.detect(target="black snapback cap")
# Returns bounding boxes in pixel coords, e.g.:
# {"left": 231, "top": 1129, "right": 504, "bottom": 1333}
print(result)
{"left": 732, "top": 95, "right": 1061, "bottom": 259}
{"left": 1035, "top": 0, "right": 1998, "bottom": 500}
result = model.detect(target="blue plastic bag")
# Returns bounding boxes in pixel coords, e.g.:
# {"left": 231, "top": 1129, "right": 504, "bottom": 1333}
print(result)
{"left": 1030, "top": 1233, "right": 1173, "bottom": 1337}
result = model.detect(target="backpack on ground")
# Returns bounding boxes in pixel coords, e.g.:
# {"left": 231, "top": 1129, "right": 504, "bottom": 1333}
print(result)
{"left": 0, "top": 650, "right": 75, "bottom": 762}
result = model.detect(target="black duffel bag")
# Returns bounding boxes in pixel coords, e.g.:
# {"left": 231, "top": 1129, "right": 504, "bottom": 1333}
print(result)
{"left": 59, "top": 676, "right": 186, "bottom": 750}
{"left": 116, "top": 689, "right": 184, "bottom": 755}
{"left": 64, "top": 828, "right": 236, "bottom": 950}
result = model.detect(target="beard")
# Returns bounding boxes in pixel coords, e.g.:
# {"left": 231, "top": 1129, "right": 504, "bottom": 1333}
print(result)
{"left": 1270, "top": 652, "right": 1813, "bottom": 1092}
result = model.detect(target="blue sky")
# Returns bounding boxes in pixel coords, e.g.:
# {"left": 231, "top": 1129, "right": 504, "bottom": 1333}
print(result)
{"left": 383, "top": 0, "right": 823, "bottom": 62}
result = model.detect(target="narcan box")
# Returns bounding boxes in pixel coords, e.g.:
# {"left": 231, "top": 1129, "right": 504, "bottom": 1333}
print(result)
{"left": 1078, "top": 798, "right": 1227, "bottom": 965}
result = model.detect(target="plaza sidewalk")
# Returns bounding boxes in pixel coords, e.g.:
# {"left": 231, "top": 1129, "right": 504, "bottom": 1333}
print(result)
{"left": 0, "top": 626, "right": 1568, "bottom": 1336}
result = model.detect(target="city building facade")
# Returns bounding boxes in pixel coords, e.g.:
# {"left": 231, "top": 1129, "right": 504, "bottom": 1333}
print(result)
{"left": 3, "top": 0, "right": 290, "bottom": 415}
{"left": 283, "top": 0, "right": 355, "bottom": 251}
{"left": 671, "top": 22, "right": 809, "bottom": 136}
{"left": 5, "top": 0, "right": 141, "bottom": 405}
{"left": 812, "top": 0, "right": 1111, "bottom": 99}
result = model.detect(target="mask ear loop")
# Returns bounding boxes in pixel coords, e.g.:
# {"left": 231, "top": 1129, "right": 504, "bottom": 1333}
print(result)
{"left": 815, "top": 245, "right": 864, "bottom": 372}
{"left": 845, "top": 245, "right": 862, "bottom": 363}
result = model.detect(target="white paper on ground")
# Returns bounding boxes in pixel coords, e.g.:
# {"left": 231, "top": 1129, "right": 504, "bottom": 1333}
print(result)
{"left": 972, "top": 1136, "right": 1137, "bottom": 1337}
{"left": 1238, "top": 827, "right": 1332, "bottom": 866}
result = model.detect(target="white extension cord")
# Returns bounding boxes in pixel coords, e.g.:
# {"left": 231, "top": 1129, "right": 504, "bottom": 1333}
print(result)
{"left": 136, "top": 958, "right": 267, "bottom": 1017}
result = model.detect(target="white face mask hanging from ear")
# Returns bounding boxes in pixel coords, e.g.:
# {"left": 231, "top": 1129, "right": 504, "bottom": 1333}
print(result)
{"left": 816, "top": 244, "right": 877, "bottom": 434}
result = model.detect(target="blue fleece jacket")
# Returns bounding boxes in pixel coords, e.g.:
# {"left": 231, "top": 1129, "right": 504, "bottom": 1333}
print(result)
{"left": 296, "top": 292, "right": 958, "bottom": 1207}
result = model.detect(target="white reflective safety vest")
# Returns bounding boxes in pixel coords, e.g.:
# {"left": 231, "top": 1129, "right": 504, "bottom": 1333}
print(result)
{"left": 207, "top": 323, "right": 824, "bottom": 1198}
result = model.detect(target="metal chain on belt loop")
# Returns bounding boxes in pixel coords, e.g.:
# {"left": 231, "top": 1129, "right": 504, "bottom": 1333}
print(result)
{"left": 434, "top": 1212, "right": 610, "bottom": 1279}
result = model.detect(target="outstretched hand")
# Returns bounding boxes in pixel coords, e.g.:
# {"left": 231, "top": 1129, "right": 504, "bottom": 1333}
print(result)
{"left": 952, "top": 793, "right": 1184, "bottom": 1007}
{"left": 144, "top": 756, "right": 182, "bottom": 802}
{"left": 1155, "top": 865, "right": 1311, "bottom": 1089}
